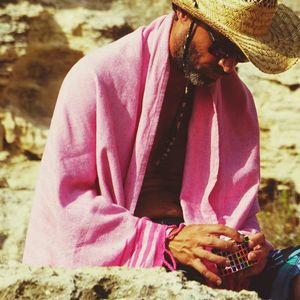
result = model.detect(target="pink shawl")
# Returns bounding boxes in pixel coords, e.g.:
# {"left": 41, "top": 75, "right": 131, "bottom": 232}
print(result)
{"left": 23, "top": 14, "right": 260, "bottom": 268}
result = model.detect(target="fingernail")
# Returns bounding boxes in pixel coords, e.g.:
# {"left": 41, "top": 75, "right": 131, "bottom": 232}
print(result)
{"left": 217, "top": 279, "right": 222, "bottom": 286}
{"left": 249, "top": 253, "right": 256, "bottom": 261}
{"left": 226, "top": 259, "right": 231, "bottom": 266}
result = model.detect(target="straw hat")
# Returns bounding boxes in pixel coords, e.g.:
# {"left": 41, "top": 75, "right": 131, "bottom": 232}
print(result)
{"left": 172, "top": 0, "right": 300, "bottom": 74}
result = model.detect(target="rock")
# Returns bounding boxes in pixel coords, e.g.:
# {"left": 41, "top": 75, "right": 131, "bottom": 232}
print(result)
{"left": 283, "top": 0, "right": 300, "bottom": 14}
{"left": 0, "top": 110, "right": 48, "bottom": 157}
{"left": 0, "top": 120, "right": 4, "bottom": 151}
{"left": 0, "top": 0, "right": 171, "bottom": 157}
{"left": 238, "top": 63, "right": 300, "bottom": 192}
{"left": 0, "top": 154, "right": 40, "bottom": 262}
{"left": 0, "top": 262, "right": 260, "bottom": 300}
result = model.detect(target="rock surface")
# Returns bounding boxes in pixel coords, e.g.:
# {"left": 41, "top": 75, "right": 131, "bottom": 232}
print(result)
{"left": 0, "top": 154, "right": 39, "bottom": 264}
{"left": 0, "top": 261, "right": 260, "bottom": 300}
{"left": 239, "top": 62, "right": 300, "bottom": 191}
{"left": 0, "top": 0, "right": 172, "bottom": 156}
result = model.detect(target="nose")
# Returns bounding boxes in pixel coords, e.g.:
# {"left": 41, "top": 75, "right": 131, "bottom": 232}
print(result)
{"left": 218, "top": 57, "right": 238, "bottom": 73}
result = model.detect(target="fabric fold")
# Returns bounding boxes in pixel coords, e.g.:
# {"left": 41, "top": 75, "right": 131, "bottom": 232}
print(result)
{"left": 23, "top": 14, "right": 173, "bottom": 268}
{"left": 181, "top": 71, "right": 260, "bottom": 229}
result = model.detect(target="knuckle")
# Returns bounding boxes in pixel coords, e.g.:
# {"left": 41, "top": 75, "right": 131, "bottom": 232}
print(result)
{"left": 205, "top": 234, "right": 214, "bottom": 245}
{"left": 225, "top": 240, "right": 234, "bottom": 250}
{"left": 201, "top": 269, "right": 210, "bottom": 279}
{"left": 186, "top": 259, "right": 193, "bottom": 266}
{"left": 185, "top": 254, "right": 197, "bottom": 264}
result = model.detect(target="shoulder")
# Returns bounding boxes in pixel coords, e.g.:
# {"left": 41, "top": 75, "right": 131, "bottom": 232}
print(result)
{"left": 62, "top": 28, "right": 145, "bottom": 92}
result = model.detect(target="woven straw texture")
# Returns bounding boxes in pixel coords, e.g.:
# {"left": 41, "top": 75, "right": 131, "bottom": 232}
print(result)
{"left": 172, "top": 0, "right": 300, "bottom": 73}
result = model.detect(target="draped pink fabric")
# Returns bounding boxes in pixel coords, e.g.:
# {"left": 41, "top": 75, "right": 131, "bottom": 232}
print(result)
{"left": 23, "top": 13, "right": 260, "bottom": 268}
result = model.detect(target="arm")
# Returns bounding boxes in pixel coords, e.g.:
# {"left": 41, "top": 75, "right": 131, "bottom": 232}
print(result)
{"left": 23, "top": 57, "right": 168, "bottom": 268}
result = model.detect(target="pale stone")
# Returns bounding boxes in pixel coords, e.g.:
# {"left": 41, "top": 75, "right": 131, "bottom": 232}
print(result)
{"left": 238, "top": 63, "right": 300, "bottom": 192}
{"left": 0, "top": 262, "right": 261, "bottom": 300}
{"left": 1, "top": 111, "right": 16, "bottom": 144}
{"left": 0, "top": 122, "right": 4, "bottom": 151}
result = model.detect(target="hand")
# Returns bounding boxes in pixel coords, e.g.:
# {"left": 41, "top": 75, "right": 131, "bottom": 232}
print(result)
{"left": 221, "top": 232, "right": 273, "bottom": 291}
{"left": 168, "top": 224, "right": 245, "bottom": 286}
{"left": 247, "top": 232, "right": 272, "bottom": 276}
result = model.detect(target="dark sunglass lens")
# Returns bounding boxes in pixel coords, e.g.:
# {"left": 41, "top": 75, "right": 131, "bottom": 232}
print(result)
{"left": 206, "top": 26, "right": 248, "bottom": 63}
{"left": 230, "top": 47, "right": 248, "bottom": 63}
{"left": 208, "top": 42, "right": 229, "bottom": 59}
{"left": 236, "top": 52, "right": 249, "bottom": 63}
{"left": 223, "top": 42, "right": 248, "bottom": 63}
{"left": 210, "top": 39, "right": 248, "bottom": 63}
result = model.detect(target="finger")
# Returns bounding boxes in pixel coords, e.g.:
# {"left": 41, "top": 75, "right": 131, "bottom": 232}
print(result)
{"left": 253, "top": 244, "right": 263, "bottom": 251}
{"left": 248, "top": 246, "right": 269, "bottom": 262}
{"left": 248, "top": 232, "right": 265, "bottom": 248}
{"left": 194, "top": 248, "right": 230, "bottom": 265}
{"left": 190, "top": 258, "right": 222, "bottom": 285}
{"left": 201, "top": 234, "right": 240, "bottom": 252}
{"left": 248, "top": 251, "right": 258, "bottom": 262}
{"left": 203, "top": 224, "right": 244, "bottom": 243}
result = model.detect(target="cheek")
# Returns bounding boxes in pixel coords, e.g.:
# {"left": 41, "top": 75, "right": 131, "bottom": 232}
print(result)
{"left": 193, "top": 55, "right": 217, "bottom": 73}
{"left": 200, "top": 54, "right": 217, "bottom": 65}
{"left": 190, "top": 44, "right": 217, "bottom": 67}
{"left": 192, "top": 33, "right": 216, "bottom": 62}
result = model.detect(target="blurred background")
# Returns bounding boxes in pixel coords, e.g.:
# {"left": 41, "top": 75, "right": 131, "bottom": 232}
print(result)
{"left": 0, "top": 0, "right": 299, "bottom": 264}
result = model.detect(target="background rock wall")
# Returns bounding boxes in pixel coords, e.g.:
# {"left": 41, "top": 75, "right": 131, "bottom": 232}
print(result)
{"left": 0, "top": 0, "right": 171, "bottom": 155}
{"left": 239, "top": 64, "right": 300, "bottom": 192}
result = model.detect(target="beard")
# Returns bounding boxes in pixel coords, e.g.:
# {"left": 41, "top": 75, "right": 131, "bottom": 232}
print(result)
{"left": 173, "top": 38, "right": 227, "bottom": 87}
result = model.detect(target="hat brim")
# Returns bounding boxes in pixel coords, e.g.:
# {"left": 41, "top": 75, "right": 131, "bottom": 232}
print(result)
{"left": 173, "top": 1, "right": 300, "bottom": 74}
{"left": 220, "top": 4, "right": 300, "bottom": 74}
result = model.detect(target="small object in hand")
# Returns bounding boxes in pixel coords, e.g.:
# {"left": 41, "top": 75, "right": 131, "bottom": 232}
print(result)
{"left": 212, "top": 235, "right": 256, "bottom": 276}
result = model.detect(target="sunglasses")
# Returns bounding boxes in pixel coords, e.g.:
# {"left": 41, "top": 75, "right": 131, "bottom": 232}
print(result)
{"left": 203, "top": 23, "right": 249, "bottom": 63}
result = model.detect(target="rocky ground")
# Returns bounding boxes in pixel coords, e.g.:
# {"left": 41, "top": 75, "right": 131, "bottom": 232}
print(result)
{"left": 0, "top": 153, "right": 39, "bottom": 264}
{"left": 0, "top": 0, "right": 299, "bottom": 299}
{"left": 1, "top": 262, "right": 261, "bottom": 300}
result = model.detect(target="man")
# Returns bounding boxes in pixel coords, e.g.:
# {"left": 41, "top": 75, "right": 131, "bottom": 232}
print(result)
{"left": 23, "top": 0, "right": 300, "bottom": 299}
